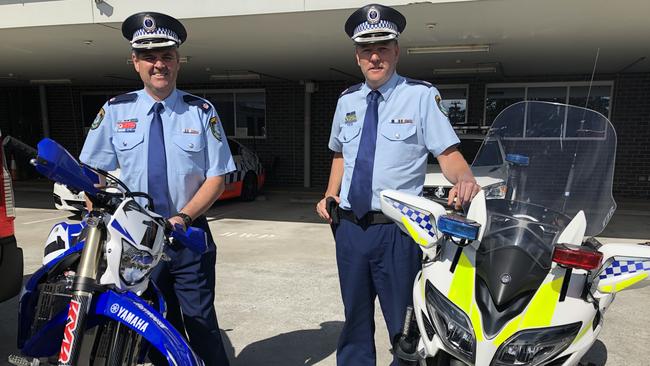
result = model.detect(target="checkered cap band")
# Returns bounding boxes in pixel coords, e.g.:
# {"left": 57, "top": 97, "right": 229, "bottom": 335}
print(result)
{"left": 390, "top": 199, "right": 437, "bottom": 238}
{"left": 353, "top": 20, "right": 399, "bottom": 39}
{"left": 599, "top": 260, "right": 650, "bottom": 279}
{"left": 132, "top": 27, "right": 180, "bottom": 45}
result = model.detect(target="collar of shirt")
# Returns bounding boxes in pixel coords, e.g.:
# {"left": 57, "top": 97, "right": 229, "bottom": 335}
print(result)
{"left": 139, "top": 88, "right": 179, "bottom": 117}
{"left": 360, "top": 72, "right": 402, "bottom": 102}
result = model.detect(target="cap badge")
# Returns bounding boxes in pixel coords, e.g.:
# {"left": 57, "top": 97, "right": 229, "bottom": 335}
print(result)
{"left": 143, "top": 15, "right": 156, "bottom": 33}
{"left": 367, "top": 6, "right": 380, "bottom": 24}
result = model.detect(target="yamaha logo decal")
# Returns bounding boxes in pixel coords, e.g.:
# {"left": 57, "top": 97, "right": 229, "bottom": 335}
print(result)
{"left": 110, "top": 303, "right": 120, "bottom": 314}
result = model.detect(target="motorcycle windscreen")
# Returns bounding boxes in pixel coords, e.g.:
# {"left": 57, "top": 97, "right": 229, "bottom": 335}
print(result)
{"left": 473, "top": 101, "right": 616, "bottom": 237}
{"left": 472, "top": 101, "right": 616, "bottom": 309}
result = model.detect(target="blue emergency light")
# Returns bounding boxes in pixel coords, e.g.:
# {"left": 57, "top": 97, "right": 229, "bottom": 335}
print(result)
{"left": 505, "top": 153, "right": 529, "bottom": 166}
{"left": 438, "top": 215, "right": 481, "bottom": 241}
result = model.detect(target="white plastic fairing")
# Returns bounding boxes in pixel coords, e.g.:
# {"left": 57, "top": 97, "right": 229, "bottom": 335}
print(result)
{"left": 380, "top": 190, "right": 446, "bottom": 248}
{"left": 42, "top": 222, "right": 85, "bottom": 265}
{"left": 557, "top": 210, "right": 587, "bottom": 246}
{"left": 465, "top": 190, "right": 487, "bottom": 242}
{"left": 100, "top": 198, "right": 165, "bottom": 294}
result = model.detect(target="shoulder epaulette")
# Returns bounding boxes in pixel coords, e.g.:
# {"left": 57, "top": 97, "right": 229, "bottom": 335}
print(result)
{"left": 108, "top": 93, "right": 138, "bottom": 105}
{"left": 404, "top": 78, "right": 433, "bottom": 88}
{"left": 183, "top": 95, "right": 212, "bottom": 112}
{"left": 339, "top": 83, "right": 363, "bottom": 98}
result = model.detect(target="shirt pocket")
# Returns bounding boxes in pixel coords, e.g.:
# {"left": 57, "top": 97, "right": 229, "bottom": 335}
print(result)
{"left": 337, "top": 124, "right": 362, "bottom": 144}
{"left": 112, "top": 133, "right": 145, "bottom": 172}
{"left": 380, "top": 123, "right": 417, "bottom": 142}
{"left": 113, "top": 133, "right": 145, "bottom": 151}
{"left": 337, "top": 124, "right": 362, "bottom": 164}
{"left": 172, "top": 134, "right": 207, "bottom": 174}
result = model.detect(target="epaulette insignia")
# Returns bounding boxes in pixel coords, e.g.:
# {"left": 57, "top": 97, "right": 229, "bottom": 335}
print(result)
{"left": 339, "top": 83, "right": 363, "bottom": 98}
{"left": 183, "top": 95, "right": 212, "bottom": 112}
{"left": 404, "top": 78, "right": 433, "bottom": 88}
{"left": 108, "top": 93, "right": 138, "bottom": 105}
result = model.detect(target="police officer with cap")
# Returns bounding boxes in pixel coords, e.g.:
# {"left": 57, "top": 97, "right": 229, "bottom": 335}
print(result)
{"left": 80, "top": 11, "right": 235, "bottom": 365}
{"left": 316, "top": 4, "right": 481, "bottom": 365}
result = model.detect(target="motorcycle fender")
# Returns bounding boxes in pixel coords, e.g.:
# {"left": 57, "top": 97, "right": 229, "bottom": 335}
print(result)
{"left": 95, "top": 290, "right": 203, "bottom": 366}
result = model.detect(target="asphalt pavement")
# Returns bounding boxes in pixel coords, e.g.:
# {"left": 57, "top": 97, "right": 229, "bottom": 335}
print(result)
{"left": 1, "top": 183, "right": 649, "bottom": 365}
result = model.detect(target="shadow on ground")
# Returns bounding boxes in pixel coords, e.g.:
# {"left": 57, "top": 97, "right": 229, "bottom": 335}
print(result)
{"left": 222, "top": 321, "right": 342, "bottom": 366}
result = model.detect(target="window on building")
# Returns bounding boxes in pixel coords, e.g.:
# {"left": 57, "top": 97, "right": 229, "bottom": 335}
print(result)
{"left": 484, "top": 82, "right": 613, "bottom": 126}
{"left": 438, "top": 85, "right": 468, "bottom": 126}
{"left": 485, "top": 87, "right": 525, "bottom": 126}
{"left": 192, "top": 89, "right": 266, "bottom": 139}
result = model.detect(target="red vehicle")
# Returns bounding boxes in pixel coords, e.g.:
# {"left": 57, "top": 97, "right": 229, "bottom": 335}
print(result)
{"left": 0, "top": 133, "right": 24, "bottom": 302}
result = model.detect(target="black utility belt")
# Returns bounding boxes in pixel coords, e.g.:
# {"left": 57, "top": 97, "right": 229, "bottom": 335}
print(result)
{"left": 337, "top": 208, "right": 393, "bottom": 226}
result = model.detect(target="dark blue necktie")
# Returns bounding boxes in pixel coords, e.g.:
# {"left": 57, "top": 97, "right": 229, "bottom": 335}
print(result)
{"left": 348, "top": 90, "right": 381, "bottom": 219}
{"left": 148, "top": 102, "right": 171, "bottom": 217}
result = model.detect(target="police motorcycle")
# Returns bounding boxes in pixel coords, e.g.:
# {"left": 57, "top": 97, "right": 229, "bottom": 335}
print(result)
{"left": 14, "top": 138, "right": 206, "bottom": 365}
{"left": 382, "top": 101, "right": 650, "bottom": 366}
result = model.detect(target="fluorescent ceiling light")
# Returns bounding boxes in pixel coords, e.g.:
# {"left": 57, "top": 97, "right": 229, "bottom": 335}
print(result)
{"left": 29, "top": 79, "right": 72, "bottom": 84}
{"left": 433, "top": 67, "right": 497, "bottom": 75}
{"left": 209, "top": 73, "right": 260, "bottom": 81}
{"left": 407, "top": 44, "right": 490, "bottom": 55}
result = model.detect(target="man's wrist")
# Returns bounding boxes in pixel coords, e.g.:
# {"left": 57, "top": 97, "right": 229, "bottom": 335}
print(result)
{"left": 174, "top": 212, "right": 193, "bottom": 227}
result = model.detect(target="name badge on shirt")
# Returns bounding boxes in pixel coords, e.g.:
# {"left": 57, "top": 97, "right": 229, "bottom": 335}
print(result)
{"left": 390, "top": 118, "right": 413, "bottom": 124}
{"left": 116, "top": 119, "right": 138, "bottom": 132}
{"left": 344, "top": 111, "right": 357, "bottom": 124}
{"left": 182, "top": 128, "right": 200, "bottom": 135}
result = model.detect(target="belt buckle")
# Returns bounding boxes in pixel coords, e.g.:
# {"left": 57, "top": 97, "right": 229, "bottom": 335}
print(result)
{"left": 359, "top": 212, "right": 371, "bottom": 228}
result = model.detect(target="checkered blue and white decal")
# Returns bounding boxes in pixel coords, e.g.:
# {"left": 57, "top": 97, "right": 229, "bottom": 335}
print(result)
{"left": 599, "top": 259, "right": 650, "bottom": 279}
{"left": 388, "top": 199, "right": 437, "bottom": 238}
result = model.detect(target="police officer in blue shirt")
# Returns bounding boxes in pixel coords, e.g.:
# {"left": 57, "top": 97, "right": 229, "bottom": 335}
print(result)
{"left": 316, "top": 4, "right": 481, "bottom": 365}
{"left": 80, "top": 12, "right": 235, "bottom": 365}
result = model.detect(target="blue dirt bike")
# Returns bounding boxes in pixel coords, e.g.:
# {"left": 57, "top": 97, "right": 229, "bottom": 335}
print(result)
{"left": 14, "top": 138, "right": 206, "bottom": 365}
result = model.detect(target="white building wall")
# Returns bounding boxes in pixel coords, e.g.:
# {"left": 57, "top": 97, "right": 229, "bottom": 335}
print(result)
{"left": 1, "top": 0, "right": 476, "bottom": 29}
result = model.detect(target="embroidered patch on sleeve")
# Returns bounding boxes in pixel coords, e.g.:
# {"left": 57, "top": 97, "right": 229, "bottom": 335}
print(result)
{"left": 209, "top": 116, "right": 222, "bottom": 141}
{"left": 91, "top": 108, "right": 105, "bottom": 130}
{"left": 435, "top": 95, "right": 449, "bottom": 118}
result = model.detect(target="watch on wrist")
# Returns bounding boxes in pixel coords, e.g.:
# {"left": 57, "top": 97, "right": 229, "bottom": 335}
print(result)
{"left": 175, "top": 212, "right": 193, "bottom": 228}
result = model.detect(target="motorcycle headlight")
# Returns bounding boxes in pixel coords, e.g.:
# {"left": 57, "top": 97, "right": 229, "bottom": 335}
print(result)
{"left": 493, "top": 322, "right": 581, "bottom": 366}
{"left": 425, "top": 282, "right": 475, "bottom": 363}
{"left": 119, "top": 239, "right": 156, "bottom": 285}
{"left": 483, "top": 182, "right": 507, "bottom": 199}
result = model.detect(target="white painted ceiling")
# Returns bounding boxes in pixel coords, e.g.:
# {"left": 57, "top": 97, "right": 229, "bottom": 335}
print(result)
{"left": 1, "top": 0, "right": 648, "bottom": 86}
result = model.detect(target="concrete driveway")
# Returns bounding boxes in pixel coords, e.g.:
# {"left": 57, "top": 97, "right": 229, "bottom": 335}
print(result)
{"left": 1, "top": 185, "right": 649, "bottom": 365}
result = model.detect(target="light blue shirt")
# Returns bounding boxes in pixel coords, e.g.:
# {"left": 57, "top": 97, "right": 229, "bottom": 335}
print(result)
{"left": 80, "top": 88, "right": 236, "bottom": 214}
{"left": 329, "top": 72, "right": 459, "bottom": 211}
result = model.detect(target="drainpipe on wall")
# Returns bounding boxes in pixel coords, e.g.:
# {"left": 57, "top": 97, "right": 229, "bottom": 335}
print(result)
{"left": 38, "top": 85, "right": 50, "bottom": 138}
{"left": 303, "top": 81, "right": 317, "bottom": 188}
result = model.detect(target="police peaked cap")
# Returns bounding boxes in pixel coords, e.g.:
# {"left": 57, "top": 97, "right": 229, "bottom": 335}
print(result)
{"left": 122, "top": 12, "right": 187, "bottom": 49}
{"left": 345, "top": 4, "right": 406, "bottom": 44}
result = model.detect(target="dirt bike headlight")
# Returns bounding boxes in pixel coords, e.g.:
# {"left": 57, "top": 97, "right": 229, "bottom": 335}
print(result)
{"left": 425, "top": 282, "right": 475, "bottom": 363}
{"left": 119, "top": 239, "right": 155, "bottom": 285}
{"left": 493, "top": 322, "right": 581, "bottom": 366}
